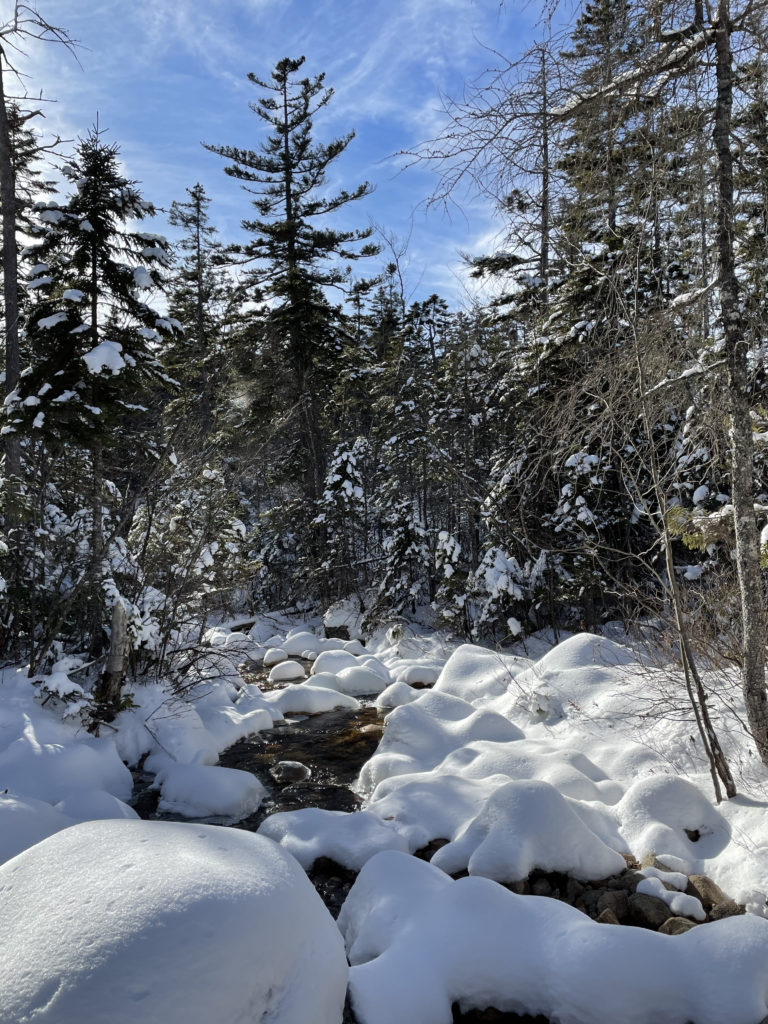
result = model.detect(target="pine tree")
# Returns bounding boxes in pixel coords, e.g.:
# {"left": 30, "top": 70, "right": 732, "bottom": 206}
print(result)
{"left": 17, "top": 127, "right": 179, "bottom": 674}
{"left": 204, "top": 56, "right": 378, "bottom": 507}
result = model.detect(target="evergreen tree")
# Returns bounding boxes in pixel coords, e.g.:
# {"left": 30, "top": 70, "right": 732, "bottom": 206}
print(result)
{"left": 204, "top": 56, "right": 378, "bottom": 507}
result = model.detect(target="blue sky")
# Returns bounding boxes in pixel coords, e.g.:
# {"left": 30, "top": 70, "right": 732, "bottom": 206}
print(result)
{"left": 13, "top": 0, "right": 541, "bottom": 306}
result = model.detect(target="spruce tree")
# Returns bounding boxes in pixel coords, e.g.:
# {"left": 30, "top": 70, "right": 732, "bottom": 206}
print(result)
{"left": 204, "top": 56, "right": 377, "bottom": 507}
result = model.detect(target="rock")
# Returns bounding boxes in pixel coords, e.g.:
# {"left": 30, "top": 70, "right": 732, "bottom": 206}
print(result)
{"left": 270, "top": 761, "right": 312, "bottom": 785}
{"left": 628, "top": 892, "right": 673, "bottom": 929}
{"left": 641, "top": 854, "right": 676, "bottom": 872}
{"left": 604, "top": 869, "right": 644, "bottom": 893}
{"left": 659, "top": 916, "right": 696, "bottom": 935}
{"left": 530, "top": 877, "right": 552, "bottom": 898}
{"left": 596, "top": 907, "right": 620, "bottom": 925}
{"left": 507, "top": 879, "right": 530, "bottom": 896}
{"left": 685, "top": 873, "right": 727, "bottom": 910}
{"left": 709, "top": 899, "right": 746, "bottom": 921}
{"left": 597, "top": 889, "right": 629, "bottom": 921}
{"left": 622, "top": 852, "right": 641, "bottom": 870}
{"left": 359, "top": 724, "right": 383, "bottom": 736}
{"left": 564, "top": 878, "right": 585, "bottom": 904}
{"left": 263, "top": 648, "right": 288, "bottom": 668}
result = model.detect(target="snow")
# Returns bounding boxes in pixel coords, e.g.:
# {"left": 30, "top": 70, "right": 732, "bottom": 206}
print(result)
{"left": 82, "top": 339, "right": 126, "bottom": 375}
{"left": 263, "top": 683, "right": 361, "bottom": 715}
{"left": 38, "top": 311, "right": 69, "bottom": 329}
{"left": 263, "top": 646, "right": 288, "bottom": 667}
{"left": 0, "top": 820, "right": 347, "bottom": 1024}
{"left": 268, "top": 658, "right": 306, "bottom": 682}
{"left": 311, "top": 648, "right": 360, "bottom": 675}
{"left": 258, "top": 808, "right": 409, "bottom": 870}
{"left": 152, "top": 762, "right": 266, "bottom": 822}
{"left": 4, "top": 621, "right": 768, "bottom": 1022}
{"left": 63, "top": 288, "right": 85, "bottom": 301}
{"left": 339, "top": 851, "right": 768, "bottom": 1024}
{"left": 0, "top": 793, "right": 74, "bottom": 865}
{"left": 429, "top": 779, "right": 626, "bottom": 882}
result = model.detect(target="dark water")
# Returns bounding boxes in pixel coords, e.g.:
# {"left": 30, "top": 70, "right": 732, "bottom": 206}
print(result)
{"left": 221, "top": 703, "right": 384, "bottom": 831}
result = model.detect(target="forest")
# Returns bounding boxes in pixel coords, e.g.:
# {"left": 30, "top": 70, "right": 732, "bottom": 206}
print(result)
{"left": 2, "top": 0, "right": 767, "bottom": 744}
{"left": 1, "top": 1, "right": 768, "bottom": 1022}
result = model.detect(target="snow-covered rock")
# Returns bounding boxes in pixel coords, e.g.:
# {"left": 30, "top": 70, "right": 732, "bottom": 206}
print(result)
{"left": 263, "top": 684, "right": 361, "bottom": 715}
{"left": 0, "top": 793, "right": 74, "bottom": 865}
{"left": 340, "top": 851, "right": 768, "bottom": 1024}
{"left": 311, "top": 649, "right": 359, "bottom": 676}
{"left": 259, "top": 807, "right": 409, "bottom": 870}
{"left": 152, "top": 763, "right": 266, "bottom": 822}
{"left": 263, "top": 647, "right": 288, "bottom": 668}
{"left": 268, "top": 659, "right": 306, "bottom": 683}
{"left": 0, "top": 820, "right": 348, "bottom": 1024}
{"left": 430, "top": 779, "right": 626, "bottom": 882}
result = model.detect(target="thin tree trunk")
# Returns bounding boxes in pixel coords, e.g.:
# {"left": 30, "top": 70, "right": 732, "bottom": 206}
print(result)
{"left": 714, "top": 0, "right": 768, "bottom": 766}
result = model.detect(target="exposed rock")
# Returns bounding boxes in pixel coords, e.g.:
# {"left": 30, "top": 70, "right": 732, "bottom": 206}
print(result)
{"left": 564, "top": 878, "right": 585, "bottom": 904}
{"left": 269, "top": 760, "right": 311, "bottom": 785}
{"left": 641, "top": 854, "right": 676, "bottom": 872}
{"left": 451, "top": 1005, "right": 550, "bottom": 1023}
{"left": 596, "top": 907, "right": 620, "bottom": 925}
{"left": 507, "top": 879, "right": 530, "bottom": 896}
{"left": 621, "top": 852, "right": 641, "bottom": 870}
{"left": 526, "top": 877, "right": 549, "bottom": 898}
{"left": 416, "top": 838, "right": 449, "bottom": 861}
{"left": 628, "top": 892, "right": 674, "bottom": 929}
{"left": 659, "top": 916, "right": 697, "bottom": 935}
{"left": 603, "top": 869, "right": 644, "bottom": 893}
{"left": 597, "top": 889, "right": 629, "bottom": 921}
{"left": 685, "top": 873, "right": 727, "bottom": 911}
{"left": 709, "top": 899, "right": 746, "bottom": 921}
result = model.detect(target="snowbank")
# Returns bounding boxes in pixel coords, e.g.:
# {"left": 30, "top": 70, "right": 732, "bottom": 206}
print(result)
{"left": 340, "top": 851, "right": 768, "bottom": 1024}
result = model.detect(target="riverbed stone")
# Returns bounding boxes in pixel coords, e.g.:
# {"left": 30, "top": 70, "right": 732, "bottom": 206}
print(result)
{"left": 659, "top": 916, "right": 696, "bottom": 935}
{"left": 597, "top": 889, "right": 629, "bottom": 921}
{"left": 596, "top": 907, "right": 620, "bottom": 925}
{"left": 270, "top": 761, "right": 312, "bottom": 784}
{"left": 628, "top": 892, "right": 673, "bottom": 929}
{"left": 709, "top": 899, "right": 746, "bottom": 920}
{"left": 685, "top": 873, "right": 726, "bottom": 910}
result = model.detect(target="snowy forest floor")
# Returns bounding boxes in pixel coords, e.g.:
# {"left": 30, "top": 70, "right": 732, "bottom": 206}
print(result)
{"left": 1, "top": 613, "right": 768, "bottom": 1023}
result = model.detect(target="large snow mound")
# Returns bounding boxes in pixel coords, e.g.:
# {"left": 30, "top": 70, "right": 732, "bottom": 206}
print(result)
{"left": 0, "top": 820, "right": 348, "bottom": 1024}
{"left": 340, "top": 851, "right": 768, "bottom": 1024}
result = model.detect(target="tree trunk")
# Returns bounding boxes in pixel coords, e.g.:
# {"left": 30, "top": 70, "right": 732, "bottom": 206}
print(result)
{"left": 714, "top": 0, "right": 768, "bottom": 766}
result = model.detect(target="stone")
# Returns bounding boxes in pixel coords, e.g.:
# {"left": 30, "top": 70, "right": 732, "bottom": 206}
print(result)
{"left": 596, "top": 907, "right": 620, "bottom": 925}
{"left": 564, "top": 878, "right": 585, "bottom": 904}
{"left": 628, "top": 892, "right": 674, "bottom": 929}
{"left": 621, "top": 852, "right": 641, "bottom": 870}
{"left": 530, "top": 877, "right": 552, "bottom": 898}
{"left": 709, "top": 899, "right": 746, "bottom": 921}
{"left": 604, "top": 870, "right": 644, "bottom": 893}
{"left": 270, "top": 761, "right": 312, "bottom": 785}
{"left": 659, "top": 916, "right": 696, "bottom": 935}
{"left": 641, "top": 853, "right": 676, "bottom": 872}
{"left": 685, "top": 873, "right": 727, "bottom": 910}
{"left": 597, "top": 889, "right": 629, "bottom": 921}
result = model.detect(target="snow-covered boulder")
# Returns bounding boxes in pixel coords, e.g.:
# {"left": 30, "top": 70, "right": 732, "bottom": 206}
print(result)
{"left": 263, "top": 647, "right": 288, "bottom": 668}
{"left": 263, "top": 684, "right": 361, "bottom": 715}
{"left": 258, "top": 807, "right": 409, "bottom": 870}
{"left": 359, "top": 690, "right": 523, "bottom": 796}
{"left": 152, "top": 763, "right": 267, "bottom": 822}
{"left": 311, "top": 649, "right": 359, "bottom": 676}
{"left": 430, "top": 779, "right": 626, "bottom": 882}
{"left": 0, "top": 793, "right": 74, "bottom": 865}
{"left": 0, "top": 820, "right": 348, "bottom": 1024}
{"left": 433, "top": 643, "right": 531, "bottom": 702}
{"left": 283, "top": 631, "right": 320, "bottom": 657}
{"left": 268, "top": 659, "right": 306, "bottom": 683}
